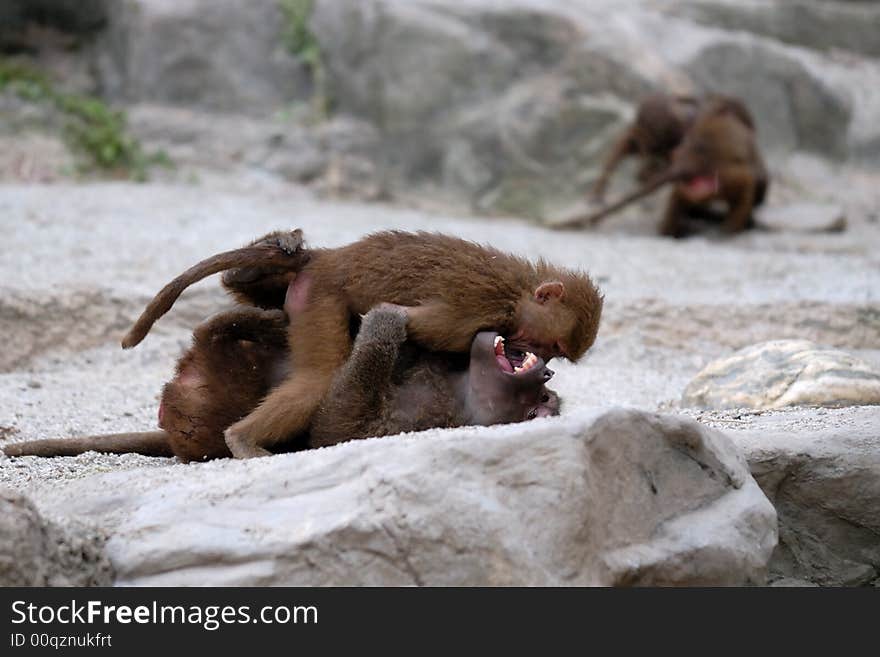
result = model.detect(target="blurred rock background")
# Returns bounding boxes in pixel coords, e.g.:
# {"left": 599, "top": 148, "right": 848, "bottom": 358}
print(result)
{"left": 2, "top": 0, "right": 878, "bottom": 220}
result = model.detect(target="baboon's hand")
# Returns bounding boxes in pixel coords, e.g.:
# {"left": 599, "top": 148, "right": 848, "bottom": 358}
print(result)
{"left": 358, "top": 305, "right": 409, "bottom": 346}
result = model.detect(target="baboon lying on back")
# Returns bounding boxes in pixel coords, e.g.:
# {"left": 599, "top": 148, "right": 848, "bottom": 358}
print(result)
{"left": 122, "top": 229, "right": 602, "bottom": 458}
{"left": 4, "top": 291, "right": 560, "bottom": 462}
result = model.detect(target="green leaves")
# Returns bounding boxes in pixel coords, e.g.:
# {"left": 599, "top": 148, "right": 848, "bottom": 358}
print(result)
{"left": 279, "top": 0, "right": 331, "bottom": 120}
{"left": 0, "top": 59, "right": 167, "bottom": 180}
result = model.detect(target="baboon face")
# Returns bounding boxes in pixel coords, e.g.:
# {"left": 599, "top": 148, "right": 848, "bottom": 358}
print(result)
{"left": 508, "top": 279, "right": 601, "bottom": 364}
{"left": 465, "top": 331, "right": 559, "bottom": 425}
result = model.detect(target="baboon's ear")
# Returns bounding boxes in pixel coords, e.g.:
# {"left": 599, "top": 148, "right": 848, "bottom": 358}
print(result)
{"left": 534, "top": 281, "right": 565, "bottom": 304}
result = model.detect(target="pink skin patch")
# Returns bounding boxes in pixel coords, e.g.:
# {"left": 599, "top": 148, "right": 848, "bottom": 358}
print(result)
{"left": 176, "top": 364, "right": 202, "bottom": 387}
{"left": 284, "top": 272, "right": 312, "bottom": 317}
{"left": 680, "top": 174, "right": 719, "bottom": 203}
{"left": 160, "top": 363, "right": 203, "bottom": 426}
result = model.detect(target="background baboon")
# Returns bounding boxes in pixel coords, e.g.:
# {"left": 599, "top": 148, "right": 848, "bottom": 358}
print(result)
{"left": 591, "top": 93, "right": 756, "bottom": 204}
{"left": 591, "top": 93, "right": 701, "bottom": 202}
{"left": 560, "top": 96, "right": 767, "bottom": 236}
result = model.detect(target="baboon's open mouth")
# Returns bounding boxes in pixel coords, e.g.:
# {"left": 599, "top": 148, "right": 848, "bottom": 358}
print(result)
{"left": 493, "top": 336, "right": 539, "bottom": 375}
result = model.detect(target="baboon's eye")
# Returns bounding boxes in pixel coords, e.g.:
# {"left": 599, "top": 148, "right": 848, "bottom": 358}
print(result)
{"left": 541, "top": 394, "right": 550, "bottom": 403}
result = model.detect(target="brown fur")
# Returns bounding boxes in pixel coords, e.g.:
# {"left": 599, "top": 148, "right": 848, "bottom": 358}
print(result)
{"left": 122, "top": 230, "right": 603, "bottom": 458}
{"left": 122, "top": 230, "right": 307, "bottom": 348}
{"left": 658, "top": 98, "right": 768, "bottom": 237}
{"left": 590, "top": 93, "right": 756, "bottom": 204}
{"left": 591, "top": 94, "right": 700, "bottom": 202}
{"left": 4, "top": 307, "right": 559, "bottom": 461}
{"left": 560, "top": 96, "right": 767, "bottom": 235}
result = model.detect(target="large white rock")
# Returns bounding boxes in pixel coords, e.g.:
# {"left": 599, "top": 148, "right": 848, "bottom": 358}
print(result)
{"left": 33, "top": 409, "right": 777, "bottom": 586}
{"left": 728, "top": 407, "right": 880, "bottom": 586}
{"left": 683, "top": 340, "right": 880, "bottom": 410}
{"left": 93, "top": 0, "right": 309, "bottom": 114}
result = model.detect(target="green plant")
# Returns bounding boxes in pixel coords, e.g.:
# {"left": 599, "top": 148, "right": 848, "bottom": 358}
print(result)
{"left": 280, "top": 0, "right": 315, "bottom": 56}
{"left": 279, "top": 0, "right": 331, "bottom": 120}
{"left": 0, "top": 59, "right": 167, "bottom": 180}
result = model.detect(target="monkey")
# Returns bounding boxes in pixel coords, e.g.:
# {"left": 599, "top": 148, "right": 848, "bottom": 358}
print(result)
{"left": 2, "top": 306, "right": 289, "bottom": 461}
{"left": 311, "top": 304, "right": 560, "bottom": 447}
{"left": 3, "top": 305, "right": 560, "bottom": 461}
{"left": 590, "top": 93, "right": 756, "bottom": 204}
{"left": 120, "top": 229, "right": 603, "bottom": 459}
{"left": 591, "top": 93, "right": 701, "bottom": 203}
{"left": 559, "top": 96, "right": 768, "bottom": 237}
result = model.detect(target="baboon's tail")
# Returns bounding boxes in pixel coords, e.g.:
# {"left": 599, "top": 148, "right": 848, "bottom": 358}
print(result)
{"left": 122, "top": 229, "right": 306, "bottom": 349}
{"left": 554, "top": 168, "right": 682, "bottom": 230}
{"left": 2, "top": 431, "right": 173, "bottom": 458}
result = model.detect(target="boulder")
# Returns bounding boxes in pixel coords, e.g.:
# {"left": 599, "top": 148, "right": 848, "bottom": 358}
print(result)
{"left": 0, "top": 487, "right": 111, "bottom": 586}
{"left": 730, "top": 407, "right": 880, "bottom": 586}
{"left": 93, "top": 0, "right": 309, "bottom": 114}
{"left": 35, "top": 409, "right": 777, "bottom": 586}
{"left": 686, "top": 40, "right": 852, "bottom": 159}
{"left": 682, "top": 0, "right": 880, "bottom": 59}
{"left": 443, "top": 76, "right": 624, "bottom": 218}
{"left": 310, "top": 0, "right": 629, "bottom": 216}
{"left": 311, "top": 0, "right": 578, "bottom": 132}
{"left": 683, "top": 340, "right": 880, "bottom": 410}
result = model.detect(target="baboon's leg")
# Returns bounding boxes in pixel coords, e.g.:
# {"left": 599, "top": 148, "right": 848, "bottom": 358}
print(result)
{"left": 721, "top": 169, "right": 756, "bottom": 234}
{"left": 224, "top": 293, "right": 352, "bottom": 458}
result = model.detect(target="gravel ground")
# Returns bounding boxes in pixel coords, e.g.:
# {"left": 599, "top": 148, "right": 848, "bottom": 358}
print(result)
{"left": 1, "top": 177, "right": 878, "bottom": 502}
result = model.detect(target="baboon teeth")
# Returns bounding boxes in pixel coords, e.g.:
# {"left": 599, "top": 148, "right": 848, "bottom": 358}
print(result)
{"left": 494, "top": 336, "right": 505, "bottom": 357}
{"left": 514, "top": 352, "right": 538, "bottom": 374}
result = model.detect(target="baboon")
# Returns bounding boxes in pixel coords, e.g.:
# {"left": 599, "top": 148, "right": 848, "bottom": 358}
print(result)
{"left": 590, "top": 93, "right": 756, "bottom": 204}
{"left": 560, "top": 96, "right": 767, "bottom": 236}
{"left": 3, "top": 306, "right": 560, "bottom": 461}
{"left": 122, "top": 230, "right": 603, "bottom": 458}
{"left": 591, "top": 93, "right": 701, "bottom": 203}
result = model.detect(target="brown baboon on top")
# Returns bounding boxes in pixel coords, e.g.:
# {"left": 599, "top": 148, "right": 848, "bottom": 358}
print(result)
{"left": 121, "top": 230, "right": 603, "bottom": 459}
